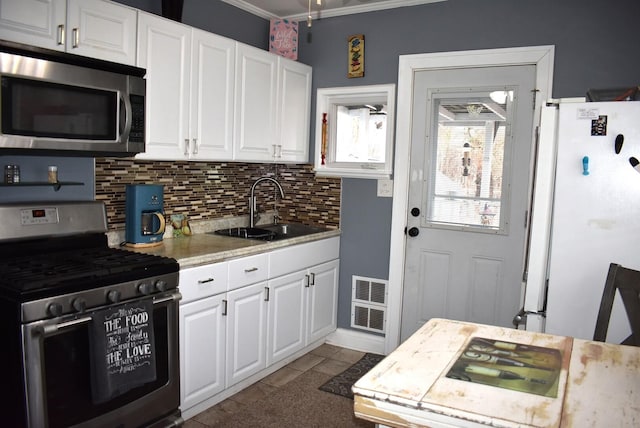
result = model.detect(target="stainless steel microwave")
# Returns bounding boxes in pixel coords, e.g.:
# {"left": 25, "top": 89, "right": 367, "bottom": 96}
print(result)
{"left": 0, "top": 41, "right": 145, "bottom": 156}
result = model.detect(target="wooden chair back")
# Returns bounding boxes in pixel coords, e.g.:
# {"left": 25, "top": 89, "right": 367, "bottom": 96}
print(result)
{"left": 593, "top": 263, "right": 640, "bottom": 346}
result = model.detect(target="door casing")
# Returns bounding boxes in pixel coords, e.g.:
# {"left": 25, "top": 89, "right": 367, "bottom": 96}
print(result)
{"left": 385, "top": 46, "right": 555, "bottom": 354}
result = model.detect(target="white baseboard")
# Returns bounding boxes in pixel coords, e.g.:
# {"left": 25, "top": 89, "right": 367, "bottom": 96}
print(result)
{"left": 326, "top": 327, "right": 386, "bottom": 355}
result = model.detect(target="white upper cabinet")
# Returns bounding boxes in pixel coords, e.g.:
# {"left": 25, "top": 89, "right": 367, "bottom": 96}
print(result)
{"left": 235, "top": 43, "right": 311, "bottom": 163}
{"left": 136, "top": 12, "right": 235, "bottom": 161}
{"left": 0, "top": 0, "right": 137, "bottom": 65}
{"left": 136, "top": 12, "right": 191, "bottom": 160}
{"left": 190, "top": 28, "right": 235, "bottom": 160}
{"left": 278, "top": 58, "right": 312, "bottom": 162}
{"left": 233, "top": 43, "right": 279, "bottom": 162}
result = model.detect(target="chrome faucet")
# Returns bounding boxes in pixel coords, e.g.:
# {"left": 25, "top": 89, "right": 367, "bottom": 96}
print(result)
{"left": 249, "top": 177, "right": 285, "bottom": 228}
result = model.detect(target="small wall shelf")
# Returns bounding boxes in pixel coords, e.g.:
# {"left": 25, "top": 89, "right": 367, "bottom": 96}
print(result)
{"left": 0, "top": 182, "right": 84, "bottom": 191}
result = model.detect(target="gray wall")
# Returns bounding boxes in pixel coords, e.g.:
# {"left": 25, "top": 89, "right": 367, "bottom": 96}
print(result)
{"left": 115, "top": 0, "right": 268, "bottom": 48}
{"left": 294, "top": 0, "right": 640, "bottom": 330}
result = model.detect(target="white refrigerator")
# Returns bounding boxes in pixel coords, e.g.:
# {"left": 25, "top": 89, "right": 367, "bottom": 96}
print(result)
{"left": 524, "top": 100, "right": 640, "bottom": 342}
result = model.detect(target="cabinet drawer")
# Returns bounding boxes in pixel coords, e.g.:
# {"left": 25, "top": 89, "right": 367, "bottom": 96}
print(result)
{"left": 179, "top": 262, "right": 228, "bottom": 303}
{"left": 228, "top": 253, "right": 269, "bottom": 290}
{"left": 269, "top": 237, "right": 340, "bottom": 278}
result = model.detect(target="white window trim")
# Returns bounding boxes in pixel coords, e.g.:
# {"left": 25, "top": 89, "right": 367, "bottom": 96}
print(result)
{"left": 314, "top": 84, "right": 396, "bottom": 179}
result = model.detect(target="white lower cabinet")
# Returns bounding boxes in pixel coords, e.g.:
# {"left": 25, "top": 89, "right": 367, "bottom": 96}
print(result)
{"left": 225, "top": 281, "right": 268, "bottom": 388}
{"left": 180, "top": 294, "right": 226, "bottom": 410}
{"left": 178, "top": 262, "right": 228, "bottom": 411}
{"left": 266, "top": 270, "right": 307, "bottom": 366}
{"left": 306, "top": 259, "right": 340, "bottom": 344}
{"left": 179, "top": 236, "right": 339, "bottom": 416}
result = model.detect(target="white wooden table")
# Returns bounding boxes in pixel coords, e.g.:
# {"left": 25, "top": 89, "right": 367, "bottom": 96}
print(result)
{"left": 353, "top": 318, "right": 640, "bottom": 427}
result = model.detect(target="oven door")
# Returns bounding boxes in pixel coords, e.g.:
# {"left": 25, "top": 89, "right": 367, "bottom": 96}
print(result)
{"left": 22, "top": 292, "right": 181, "bottom": 428}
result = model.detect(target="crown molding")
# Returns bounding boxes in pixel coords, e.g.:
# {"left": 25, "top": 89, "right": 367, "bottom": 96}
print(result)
{"left": 220, "top": 0, "right": 447, "bottom": 22}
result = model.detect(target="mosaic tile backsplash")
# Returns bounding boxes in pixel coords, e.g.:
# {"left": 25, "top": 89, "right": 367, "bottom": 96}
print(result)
{"left": 95, "top": 159, "right": 341, "bottom": 232}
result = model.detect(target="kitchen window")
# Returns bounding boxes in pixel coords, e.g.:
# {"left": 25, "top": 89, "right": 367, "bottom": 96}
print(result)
{"left": 314, "top": 84, "right": 395, "bottom": 179}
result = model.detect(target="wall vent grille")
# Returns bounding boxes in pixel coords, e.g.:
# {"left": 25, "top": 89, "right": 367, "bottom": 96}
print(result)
{"left": 351, "top": 276, "right": 388, "bottom": 333}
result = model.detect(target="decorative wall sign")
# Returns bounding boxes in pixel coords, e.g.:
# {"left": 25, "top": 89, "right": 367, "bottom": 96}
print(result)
{"left": 348, "top": 34, "right": 364, "bottom": 78}
{"left": 269, "top": 19, "right": 298, "bottom": 60}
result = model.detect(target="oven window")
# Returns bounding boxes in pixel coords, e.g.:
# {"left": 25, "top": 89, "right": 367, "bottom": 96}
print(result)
{"left": 1, "top": 76, "right": 117, "bottom": 140}
{"left": 43, "top": 307, "right": 169, "bottom": 428}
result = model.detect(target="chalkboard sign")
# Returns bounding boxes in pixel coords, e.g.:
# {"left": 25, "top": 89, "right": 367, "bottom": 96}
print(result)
{"left": 89, "top": 299, "right": 157, "bottom": 403}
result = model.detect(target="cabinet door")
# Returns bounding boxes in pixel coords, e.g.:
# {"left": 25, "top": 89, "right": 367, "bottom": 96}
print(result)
{"left": 136, "top": 12, "right": 190, "bottom": 160}
{"left": 0, "top": 0, "right": 66, "bottom": 52}
{"left": 66, "top": 0, "right": 137, "bottom": 65}
{"left": 180, "top": 294, "right": 226, "bottom": 411}
{"left": 226, "top": 281, "right": 268, "bottom": 388}
{"left": 189, "top": 29, "right": 235, "bottom": 161}
{"left": 307, "top": 259, "right": 339, "bottom": 344}
{"left": 266, "top": 270, "right": 306, "bottom": 366}
{"left": 233, "top": 43, "right": 278, "bottom": 162}
{"left": 277, "top": 58, "right": 311, "bottom": 163}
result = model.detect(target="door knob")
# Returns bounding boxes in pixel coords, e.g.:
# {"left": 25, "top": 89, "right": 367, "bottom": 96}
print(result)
{"left": 410, "top": 207, "right": 420, "bottom": 217}
{"left": 407, "top": 227, "right": 420, "bottom": 237}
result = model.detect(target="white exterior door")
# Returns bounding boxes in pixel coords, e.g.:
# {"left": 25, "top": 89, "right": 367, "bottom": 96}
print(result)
{"left": 401, "top": 65, "right": 536, "bottom": 341}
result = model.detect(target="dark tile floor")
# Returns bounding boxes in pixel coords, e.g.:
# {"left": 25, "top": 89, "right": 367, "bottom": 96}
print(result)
{"left": 183, "top": 344, "right": 368, "bottom": 427}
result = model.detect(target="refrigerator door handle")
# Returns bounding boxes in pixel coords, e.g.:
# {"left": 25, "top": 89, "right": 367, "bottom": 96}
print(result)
{"left": 512, "top": 307, "right": 546, "bottom": 328}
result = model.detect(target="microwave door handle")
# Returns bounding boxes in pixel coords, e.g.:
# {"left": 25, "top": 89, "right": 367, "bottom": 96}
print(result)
{"left": 119, "top": 92, "right": 132, "bottom": 143}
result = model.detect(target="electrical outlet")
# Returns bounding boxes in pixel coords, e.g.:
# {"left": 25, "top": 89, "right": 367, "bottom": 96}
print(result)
{"left": 377, "top": 179, "right": 393, "bottom": 197}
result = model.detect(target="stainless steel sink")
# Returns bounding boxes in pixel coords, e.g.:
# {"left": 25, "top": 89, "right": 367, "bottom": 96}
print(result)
{"left": 260, "top": 223, "right": 328, "bottom": 239}
{"left": 211, "top": 223, "right": 328, "bottom": 241}
{"left": 211, "top": 227, "right": 277, "bottom": 240}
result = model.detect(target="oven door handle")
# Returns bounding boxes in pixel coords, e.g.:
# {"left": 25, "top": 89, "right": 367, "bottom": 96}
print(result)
{"left": 37, "top": 316, "right": 93, "bottom": 336}
{"left": 35, "top": 292, "right": 181, "bottom": 336}
{"left": 154, "top": 292, "right": 182, "bottom": 305}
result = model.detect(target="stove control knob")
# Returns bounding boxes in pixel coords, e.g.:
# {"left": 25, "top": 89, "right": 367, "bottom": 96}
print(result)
{"left": 155, "top": 279, "right": 168, "bottom": 292}
{"left": 47, "top": 302, "right": 63, "bottom": 317}
{"left": 107, "top": 290, "right": 121, "bottom": 304}
{"left": 138, "top": 282, "right": 153, "bottom": 295}
{"left": 72, "top": 298, "right": 86, "bottom": 313}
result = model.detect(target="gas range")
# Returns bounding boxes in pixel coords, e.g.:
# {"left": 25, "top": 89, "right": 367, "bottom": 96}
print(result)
{"left": 0, "top": 201, "right": 182, "bottom": 428}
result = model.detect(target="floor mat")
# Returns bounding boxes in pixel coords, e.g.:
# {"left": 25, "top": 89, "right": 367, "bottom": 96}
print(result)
{"left": 318, "top": 353, "right": 385, "bottom": 399}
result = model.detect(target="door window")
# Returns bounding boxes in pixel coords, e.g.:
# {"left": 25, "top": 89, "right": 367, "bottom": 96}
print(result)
{"left": 425, "top": 90, "right": 514, "bottom": 233}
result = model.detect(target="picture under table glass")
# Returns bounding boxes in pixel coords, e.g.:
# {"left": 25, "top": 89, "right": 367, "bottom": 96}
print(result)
{"left": 446, "top": 336, "right": 562, "bottom": 398}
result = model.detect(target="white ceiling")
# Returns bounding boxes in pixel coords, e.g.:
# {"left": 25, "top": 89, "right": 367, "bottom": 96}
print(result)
{"left": 220, "top": 0, "right": 447, "bottom": 21}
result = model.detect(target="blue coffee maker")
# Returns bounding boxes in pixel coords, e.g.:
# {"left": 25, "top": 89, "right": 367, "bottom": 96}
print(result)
{"left": 125, "top": 184, "right": 166, "bottom": 247}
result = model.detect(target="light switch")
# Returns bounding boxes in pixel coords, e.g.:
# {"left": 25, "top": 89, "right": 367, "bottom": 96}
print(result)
{"left": 377, "top": 179, "right": 393, "bottom": 197}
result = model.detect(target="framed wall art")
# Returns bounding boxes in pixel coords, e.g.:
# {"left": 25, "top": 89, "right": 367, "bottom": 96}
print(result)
{"left": 269, "top": 19, "right": 298, "bottom": 60}
{"left": 348, "top": 34, "right": 364, "bottom": 78}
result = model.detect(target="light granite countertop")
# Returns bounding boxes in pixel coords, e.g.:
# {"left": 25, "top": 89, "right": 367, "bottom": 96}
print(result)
{"left": 121, "top": 228, "right": 341, "bottom": 268}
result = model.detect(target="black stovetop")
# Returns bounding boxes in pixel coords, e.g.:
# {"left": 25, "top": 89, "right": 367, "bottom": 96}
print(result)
{"left": 0, "top": 233, "right": 178, "bottom": 301}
